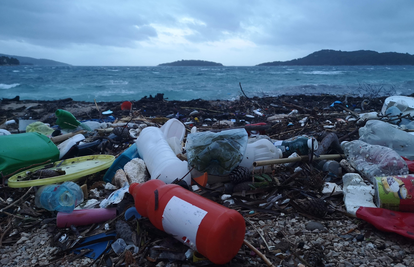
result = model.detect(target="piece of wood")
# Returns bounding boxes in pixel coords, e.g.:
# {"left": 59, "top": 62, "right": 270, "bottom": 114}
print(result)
{"left": 254, "top": 154, "right": 345, "bottom": 167}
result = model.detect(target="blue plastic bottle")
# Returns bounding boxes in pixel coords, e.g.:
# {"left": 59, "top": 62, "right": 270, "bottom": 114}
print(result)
{"left": 35, "top": 182, "right": 84, "bottom": 213}
{"left": 103, "top": 143, "right": 139, "bottom": 183}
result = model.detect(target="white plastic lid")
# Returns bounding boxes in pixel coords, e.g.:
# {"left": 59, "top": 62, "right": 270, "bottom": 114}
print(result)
{"left": 307, "top": 138, "right": 319, "bottom": 151}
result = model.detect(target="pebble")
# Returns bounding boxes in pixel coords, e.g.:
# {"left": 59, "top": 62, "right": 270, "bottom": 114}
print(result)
{"left": 0, "top": 204, "right": 413, "bottom": 267}
{"left": 305, "top": 221, "right": 325, "bottom": 231}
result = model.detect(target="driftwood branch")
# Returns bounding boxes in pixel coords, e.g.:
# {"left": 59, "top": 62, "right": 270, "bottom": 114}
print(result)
{"left": 239, "top": 82, "right": 249, "bottom": 99}
{"left": 243, "top": 239, "right": 275, "bottom": 267}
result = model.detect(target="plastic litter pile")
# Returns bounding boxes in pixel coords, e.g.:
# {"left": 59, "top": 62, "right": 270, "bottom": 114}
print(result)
{"left": 1, "top": 94, "right": 414, "bottom": 266}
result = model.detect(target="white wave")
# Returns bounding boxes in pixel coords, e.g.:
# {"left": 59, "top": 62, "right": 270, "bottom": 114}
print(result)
{"left": 12, "top": 70, "right": 20, "bottom": 72}
{"left": 301, "top": 71, "right": 343, "bottom": 75}
{"left": 106, "top": 80, "right": 129, "bottom": 85}
{"left": 98, "top": 89, "right": 135, "bottom": 96}
{"left": 0, "top": 83, "right": 20, "bottom": 90}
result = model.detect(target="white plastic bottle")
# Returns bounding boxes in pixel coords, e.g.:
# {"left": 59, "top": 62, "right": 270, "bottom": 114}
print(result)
{"left": 160, "top": 118, "right": 186, "bottom": 155}
{"left": 136, "top": 127, "right": 191, "bottom": 185}
{"left": 341, "top": 140, "right": 408, "bottom": 183}
{"left": 359, "top": 120, "right": 414, "bottom": 160}
{"left": 239, "top": 138, "right": 282, "bottom": 172}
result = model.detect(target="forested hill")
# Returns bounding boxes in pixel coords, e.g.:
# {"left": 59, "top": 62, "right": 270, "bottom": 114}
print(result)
{"left": 258, "top": 50, "right": 414, "bottom": 66}
{"left": 0, "top": 56, "right": 19, "bottom": 65}
{"left": 158, "top": 60, "right": 223, "bottom": 66}
{"left": 0, "top": 53, "right": 70, "bottom": 66}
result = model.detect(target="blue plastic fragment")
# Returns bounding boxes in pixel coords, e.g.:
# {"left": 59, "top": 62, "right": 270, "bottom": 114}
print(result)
{"left": 330, "top": 101, "right": 342, "bottom": 107}
{"left": 125, "top": 207, "right": 142, "bottom": 221}
{"left": 71, "top": 232, "right": 117, "bottom": 259}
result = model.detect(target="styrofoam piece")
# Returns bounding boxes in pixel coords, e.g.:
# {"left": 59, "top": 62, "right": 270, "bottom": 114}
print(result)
{"left": 381, "top": 96, "right": 414, "bottom": 116}
{"left": 57, "top": 134, "right": 86, "bottom": 159}
{"left": 18, "top": 119, "right": 38, "bottom": 132}
{"left": 322, "top": 182, "right": 343, "bottom": 195}
{"left": 342, "top": 173, "right": 376, "bottom": 217}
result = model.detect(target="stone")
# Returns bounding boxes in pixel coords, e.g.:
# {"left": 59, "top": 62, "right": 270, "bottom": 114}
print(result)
{"left": 124, "top": 158, "right": 149, "bottom": 184}
{"left": 0, "top": 258, "right": 10, "bottom": 265}
{"left": 355, "top": 234, "right": 364, "bottom": 241}
{"left": 305, "top": 221, "right": 325, "bottom": 231}
{"left": 113, "top": 168, "right": 129, "bottom": 188}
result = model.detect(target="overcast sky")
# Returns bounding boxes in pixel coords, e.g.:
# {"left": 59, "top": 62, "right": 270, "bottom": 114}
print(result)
{"left": 1, "top": 0, "right": 413, "bottom": 66}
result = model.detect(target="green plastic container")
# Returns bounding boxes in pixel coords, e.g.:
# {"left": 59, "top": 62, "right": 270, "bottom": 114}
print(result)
{"left": 0, "top": 132, "right": 60, "bottom": 176}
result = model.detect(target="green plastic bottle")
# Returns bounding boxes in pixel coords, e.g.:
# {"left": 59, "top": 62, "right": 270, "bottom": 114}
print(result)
{"left": 0, "top": 132, "right": 60, "bottom": 176}
{"left": 55, "top": 109, "right": 92, "bottom": 131}
{"left": 55, "top": 109, "right": 81, "bottom": 129}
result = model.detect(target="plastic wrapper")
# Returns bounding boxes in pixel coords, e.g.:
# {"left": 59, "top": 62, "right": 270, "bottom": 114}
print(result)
{"left": 185, "top": 129, "right": 248, "bottom": 176}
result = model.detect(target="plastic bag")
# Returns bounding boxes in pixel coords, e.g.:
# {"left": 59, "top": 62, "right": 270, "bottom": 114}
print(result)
{"left": 26, "top": 122, "right": 55, "bottom": 136}
{"left": 357, "top": 207, "right": 414, "bottom": 240}
{"left": 185, "top": 129, "right": 248, "bottom": 176}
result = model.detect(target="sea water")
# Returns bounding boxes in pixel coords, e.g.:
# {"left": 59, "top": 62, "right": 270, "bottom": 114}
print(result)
{"left": 1, "top": 65, "right": 414, "bottom": 102}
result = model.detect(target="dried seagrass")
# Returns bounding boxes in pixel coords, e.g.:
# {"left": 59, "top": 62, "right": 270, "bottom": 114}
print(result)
{"left": 28, "top": 169, "right": 65, "bottom": 179}
{"left": 113, "top": 126, "right": 130, "bottom": 139}
{"left": 304, "top": 244, "right": 325, "bottom": 267}
{"left": 292, "top": 198, "right": 328, "bottom": 218}
{"left": 229, "top": 166, "right": 251, "bottom": 184}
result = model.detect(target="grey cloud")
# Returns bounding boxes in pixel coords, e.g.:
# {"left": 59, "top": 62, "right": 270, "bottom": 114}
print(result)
{"left": 0, "top": 0, "right": 157, "bottom": 48}
{"left": 1, "top": 0, "right": 414, "bottom": 65}
{"left": 246, "top": 0, "right": 414, "bottom": 55}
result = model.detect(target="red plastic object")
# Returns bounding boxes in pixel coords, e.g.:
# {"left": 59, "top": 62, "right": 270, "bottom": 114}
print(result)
{"left": 245, "top": 122, "right": 268, "bottom": 136}
{"left": 402, "top": 157, "right": 414, "bottom": 173}
{"left": 57, "top": 208, "right": 117, "bottom": 228}
{"left": 121, "top": 101, "right": 132, "bottom": 111}
{"left": 356, "top": 207, "right": 414, "bottom": 240}
{"left": 192, "top": 172, "right": 208, "bottom": 187}
{"left": 129, "top": 180, "right": 246, "bottom": 265}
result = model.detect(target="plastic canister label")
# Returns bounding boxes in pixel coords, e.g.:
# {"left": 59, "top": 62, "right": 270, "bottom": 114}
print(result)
{"left": 162, "top": 196, "right": 208, "bottom": 250}
{"left": 375, "top": 175, "right": 414, "bottom": 211}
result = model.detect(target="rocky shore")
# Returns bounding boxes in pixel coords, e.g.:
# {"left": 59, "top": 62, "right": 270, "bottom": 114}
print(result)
{"left": 1, "top": 94, "right": 414, "bottom": 267}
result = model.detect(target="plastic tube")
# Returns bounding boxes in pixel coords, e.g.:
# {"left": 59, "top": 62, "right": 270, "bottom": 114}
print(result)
{"left": 57, "top": 208, "right": 117, "bottom": 228}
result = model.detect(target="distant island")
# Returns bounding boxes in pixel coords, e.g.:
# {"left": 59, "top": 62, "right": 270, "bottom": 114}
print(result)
{"left": 158, "top": 60, "right": 223, "bottom": 66}
{"left": 258, "top": 49, "right": 414, "bottom": 66}
{"left": 0, "top": 56, "right": 19, "bottom": 66}
{"left": 0, "top": 53, "right": 70, "bottom": 66}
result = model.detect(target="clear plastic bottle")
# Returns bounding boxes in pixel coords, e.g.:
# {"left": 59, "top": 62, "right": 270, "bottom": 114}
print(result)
{"left": 359, "top": 120, "right": 414, "bottom": 160}
{"left": 35, "top": 182, "right": 84, "bottom": 213}
{"left": 273, "top": 136, "right": 318, "bottom": 158}
{"left": 385, "top": 106, "right": 411, "bottom": 126}
{"left": 341, "top": 140, "right": 409, "bottom": 183}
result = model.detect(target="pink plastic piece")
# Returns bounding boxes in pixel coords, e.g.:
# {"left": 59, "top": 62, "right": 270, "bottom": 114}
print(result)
{"left": 57, "top": 208, "right": 117, "bottom": 228}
